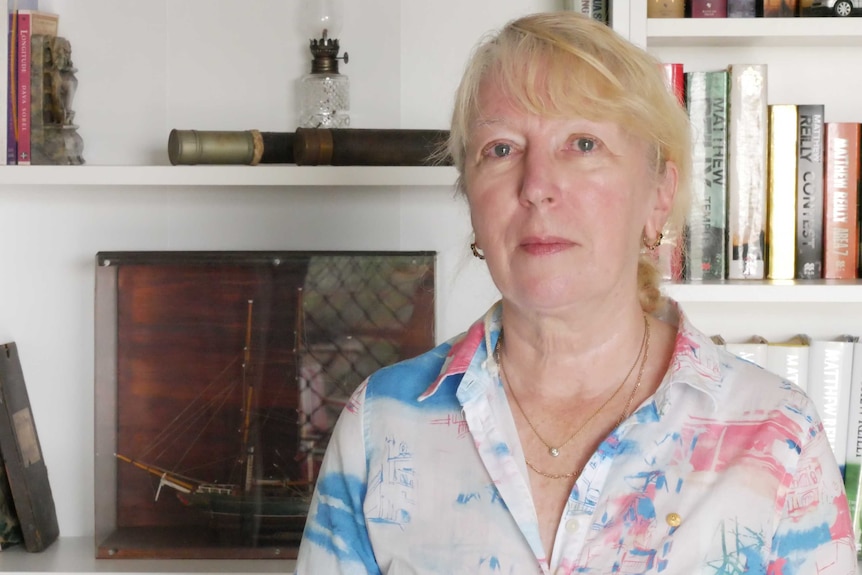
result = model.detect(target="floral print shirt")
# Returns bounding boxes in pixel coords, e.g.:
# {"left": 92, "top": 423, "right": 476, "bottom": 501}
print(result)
{"left": 295, "top": 301, "right": 856, "bottom": 574}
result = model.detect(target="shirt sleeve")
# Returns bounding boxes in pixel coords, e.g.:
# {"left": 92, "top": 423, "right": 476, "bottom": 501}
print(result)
{"left": 294, "top": 379, "right": 381, "bottom": 575}
{"left": 768, "top": 412, "right": 857, "bottom": 573}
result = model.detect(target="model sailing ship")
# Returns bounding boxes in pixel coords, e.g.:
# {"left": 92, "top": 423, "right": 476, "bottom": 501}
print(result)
{"left": 115, "top": 299, "right": 317, "bottom": 533}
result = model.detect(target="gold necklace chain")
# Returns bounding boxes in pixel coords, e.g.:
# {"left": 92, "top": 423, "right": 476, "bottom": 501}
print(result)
{"left": 496, "top": 314, "right": 649, "bottom": 458}
{"left": 496, "top": 315, "right": 651, "bottom": 480}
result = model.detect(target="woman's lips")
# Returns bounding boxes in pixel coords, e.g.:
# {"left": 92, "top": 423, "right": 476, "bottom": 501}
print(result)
{"left": 520, "top": 237, "right": 574, "bottom": 255}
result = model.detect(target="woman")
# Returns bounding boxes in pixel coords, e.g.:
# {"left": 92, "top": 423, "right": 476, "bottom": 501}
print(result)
{"left": 296, "top": 12, "right": 855, "bottom": 574}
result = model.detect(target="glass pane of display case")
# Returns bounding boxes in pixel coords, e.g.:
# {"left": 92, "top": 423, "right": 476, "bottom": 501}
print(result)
{"left": 94, "top": 251, "right": 435, "bottom": 559}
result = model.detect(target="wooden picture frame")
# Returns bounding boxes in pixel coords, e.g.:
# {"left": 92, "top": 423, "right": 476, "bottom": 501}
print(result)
{"left": 94, "top": 251, "right": 435, "bottom": 559}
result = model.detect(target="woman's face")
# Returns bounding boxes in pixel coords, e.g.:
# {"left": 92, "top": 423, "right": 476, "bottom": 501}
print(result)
{"left": 464, "top": 77, "right": 676, "bottom": 315}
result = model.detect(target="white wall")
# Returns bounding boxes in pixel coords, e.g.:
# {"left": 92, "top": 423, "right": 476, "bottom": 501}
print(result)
{"left": 0, "top": 0, "right": 567, "bottom": 538}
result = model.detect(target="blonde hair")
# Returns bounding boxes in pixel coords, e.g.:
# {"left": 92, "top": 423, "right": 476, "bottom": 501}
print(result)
{"left": 447, "top": 12, "right": 691, "bottom": 313}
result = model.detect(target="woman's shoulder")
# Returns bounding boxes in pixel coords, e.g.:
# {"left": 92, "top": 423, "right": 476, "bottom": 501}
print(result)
{"left": 712, "top": 345, "right": 817, "bottom": 421}
{"left": 362, "top": 333, "right": 468, "bottom": 408}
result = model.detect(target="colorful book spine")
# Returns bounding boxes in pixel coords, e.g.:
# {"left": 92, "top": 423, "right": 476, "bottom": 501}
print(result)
{"left": 728, "top": 0, "right": 757, "bottom": 16}
{"left": 15, "top": 9, "right": 30, "bottom": 164}
{"left": 0, "top": 0, "right": 8, "bottom": 166}
{"left": 844, "top": 339, "right": 862, "bottom": 555}
{"left": 796, "top": 105, "right": 825, "bottom": 279}
{"left": 727, "top": 64, "right": 768, "bottom": 279}
{"left": 6, "top": 11, "right": 16, "bottom": 165}
{"left": 763, "top": 0, "right": 798, "bottom": 16}
{"left": 765, "top": 334, "right": 810, "bottom": 393}
{"left": 808, "top": 335, "right": 856, "bottom": 474}
{"left": 685, "top": 69, "right": 728, "bottom": 280}
{"left": 823, "top": 122, "right": 860, "bottom": 279}
{"left": 691, "top": 0, "right": 728, "bottom": 16}
{"left": 766, "top": 104, "right": 798, "bottom": 280}
{"left": 657, "top": 62, "right": 685, "bottom": 281}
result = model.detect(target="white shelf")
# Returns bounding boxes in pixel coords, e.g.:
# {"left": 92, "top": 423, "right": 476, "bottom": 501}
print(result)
{"left": 664, "top": 280, "right": 862, "bottom": 303}
{"left": 648, "top": 17, "right": 862, "bottom": 47}
{"left": 0, "top": 165, "right": 459, "bottom": 188}
{"left": 0, "top": 536, "right": 294, "bottom": 574}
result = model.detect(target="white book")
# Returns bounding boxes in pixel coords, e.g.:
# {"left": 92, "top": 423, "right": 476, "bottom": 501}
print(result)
{"left": 722, "top": 335, "right": 768, "bottom": 369}
{"left": 727, "top": 64, "right": 768, "bottom": 279}
{"left": 808, "top": 335, "right": 857, "bottom": 471}
{"left": 844, "top": 340, "right": 862, "bottom": 553}
{"left": 766, "top": 334, "right": 810, "bottom": 393}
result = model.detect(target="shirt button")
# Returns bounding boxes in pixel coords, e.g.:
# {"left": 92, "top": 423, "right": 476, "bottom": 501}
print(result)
{"left": 666, "top": 512, "right": 682, "bottom": 527}
{"left": 565, "top": 518, "right": 579, "bottom": 532}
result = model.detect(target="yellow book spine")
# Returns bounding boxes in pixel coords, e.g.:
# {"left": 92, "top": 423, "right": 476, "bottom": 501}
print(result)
{"left": 767, "top": 104, "right": 798, "bottom": 279}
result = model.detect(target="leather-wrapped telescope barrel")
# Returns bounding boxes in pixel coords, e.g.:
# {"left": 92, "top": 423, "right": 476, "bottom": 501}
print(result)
{"left": 168, "top": 128, "right": 451, "bottom": 166}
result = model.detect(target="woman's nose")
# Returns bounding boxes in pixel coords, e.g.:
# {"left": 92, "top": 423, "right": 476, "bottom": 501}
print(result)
{"left": 518, "top": 148, "right": 560, "bottom": 207}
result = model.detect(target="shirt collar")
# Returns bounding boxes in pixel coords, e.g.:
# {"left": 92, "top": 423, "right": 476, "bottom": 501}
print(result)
{"left": 418, "top": 298, "right": 726, "bottom": 411}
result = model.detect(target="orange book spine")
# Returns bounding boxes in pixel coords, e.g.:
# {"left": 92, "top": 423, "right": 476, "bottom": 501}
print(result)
{"left": 823, "top": 122, "right": 860, "bottom": 279}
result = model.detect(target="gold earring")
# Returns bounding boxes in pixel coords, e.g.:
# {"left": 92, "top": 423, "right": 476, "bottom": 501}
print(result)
{"left": 470, "top": 242, "right": 486, "bottom": 260}
{"left": 643, "top": 233, "right": 663, "bottom": 251}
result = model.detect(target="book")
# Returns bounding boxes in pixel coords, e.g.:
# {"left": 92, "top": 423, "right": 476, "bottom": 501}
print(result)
{"left": 14, "top": 9, "right": 57, "bottom": 166}
{"left": 685, "top": 69, "right": 728, "bottom": 280}
{"left": 0, "top": 341, "right": 58, "bottom": 552}
{"left": 691, "top": 0, "right": 728, "bottom": 16}
{"left": 766, "top": 104, "right": 798, "bottom": 280}
{"left": 763, "top": 0, "right": 799, "bottom": 16}
{"left": 6, "top": 11, "right": 16, "bottom": 165}
{"left": 728, "top": 0, "right": 757, "bottom": 16}
{"left": 844, "top": 339, "right": 862, "bottom": 555}
{"left": 563, "top": 0, "right": 608, "bottom": 24}
{"left": 796, "top": 104, "right": 825, "bottom": 279}
{"left": 808, "top": 335, "right": 857, "bottom": 474}
{"left": 722, "top": 335, "right": 769, "bottom": 368}
{"left": 0, "top": 452, "right": 24, "bottom": 549}
{"left": 647, "top": 0, "right": 685, "bottom": 17}
{"left": 658, "top": 62, "right": 685, "bottom": 282}
{"left": 0, "top": 0, "right": 7, "bottom": 166}
{"left": 765, "top": 334, "right": 810, "bottom": 392}
{"left": 727, "top": 64, "right": 768, "bottom": 279}
{"left": 823, "top": 122, "right": 860, "bottom": 279}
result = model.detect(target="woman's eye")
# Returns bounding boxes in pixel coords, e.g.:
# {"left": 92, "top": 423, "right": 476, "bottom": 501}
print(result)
{"left": 573, "top": 137, "right": 597, "bottom": 153}
{"left": 488, "top": 143, "right": 512, "bottom": 158}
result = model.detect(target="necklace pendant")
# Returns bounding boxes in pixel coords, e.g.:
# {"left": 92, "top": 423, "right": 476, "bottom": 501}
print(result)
{"left": 549, "top": 447, "right": 560, "bottom": 457}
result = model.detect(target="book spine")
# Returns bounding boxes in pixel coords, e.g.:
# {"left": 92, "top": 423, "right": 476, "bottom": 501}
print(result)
{"left": 0, "top": 0, "right": 8, "bottom": 166}
{"left": 766, "top": 104, "right": 798, "bottom": 280}
{"left": 765, "top": 339, "right": 810, "bottom": 393}
{"left": 727, "top": 0, "right": 757, "bottom": 16}
{"left": 725, "top": 337, "right": 768, "bottom": 368}
{"left": 691, "top": 0, "right": 728, "bottom": 17}
{"left": 808, "top": 338, "right": 856, "bottom": 474}
{"left": 762, "top": 0, "right": 798, "bottom": 16}
{"left": 6, "top": 11, "right": 16, "bottom": 165}
{"left": 727, "top": 64, "right": 768, "bottom": 279}
{"left": 562, "top": 0, "right": 608, "bottom": 23}
{"left": 15, "top": 10, "right": 30, "bottom": 165}
{"left": 823, "top": 122, "right": 860, "bottom": 279}
{"left": 658, "top": 63, "right": 685, "bottom": 281}
{"left": 648, "top": 1, "right": 685, "bottom": 17}
{"left": 796, "top": 105, "right": 825, "bottom": 279}
{"left": 844, "top": 341, "right": 862, "bottom": 555}
{"left": 685, "top": 70, "right": 728, "bottom": 280}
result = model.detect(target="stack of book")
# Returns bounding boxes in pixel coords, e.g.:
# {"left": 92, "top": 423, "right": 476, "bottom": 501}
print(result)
{"left": 651, "top": 0, "right": 852, "bottom": 17}
{"left": 659, "top": 62, "right": 862, "bottom": 282}
{"left": 717, "top": 333, "right": 862, "bottom": 553}
{"left": 3, "top": 0, "right": 59, "bottom": 166}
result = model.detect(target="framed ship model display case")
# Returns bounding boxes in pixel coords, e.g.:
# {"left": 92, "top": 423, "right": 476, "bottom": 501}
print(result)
{"left": 94, "top": 251, "right": 435, "bottom": 559}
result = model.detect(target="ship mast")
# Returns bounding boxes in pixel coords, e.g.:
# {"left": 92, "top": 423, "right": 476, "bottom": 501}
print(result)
{"left": 239, "top": 299, "right": 255, "bottom": 494}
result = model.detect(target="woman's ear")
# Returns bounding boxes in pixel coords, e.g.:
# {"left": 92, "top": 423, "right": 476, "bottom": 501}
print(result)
{"left": 645, "top": 160, "right": 678, "bottom": 240}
